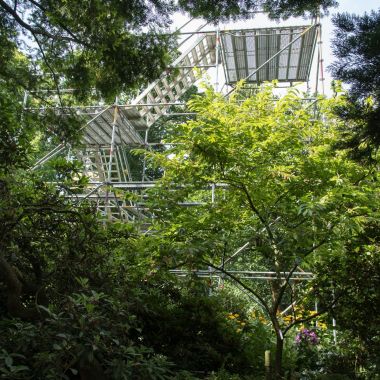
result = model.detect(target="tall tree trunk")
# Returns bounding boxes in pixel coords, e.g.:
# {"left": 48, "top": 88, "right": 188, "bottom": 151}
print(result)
{"left": 274, "top": 333, "right": 284, "bottom": 379}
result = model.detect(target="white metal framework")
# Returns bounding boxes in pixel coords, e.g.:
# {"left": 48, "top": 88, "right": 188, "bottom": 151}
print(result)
{"left": 29, "top": 18, "right": 320, "bottom": 223}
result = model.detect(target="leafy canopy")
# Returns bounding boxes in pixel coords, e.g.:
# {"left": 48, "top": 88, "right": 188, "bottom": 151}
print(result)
{"left": 178, "top": 0, "right": 337, "bottom": 21}
{"left": 330, "top": 9, "right": 380, "bottom": 157}
{"left": 146, "top": 83, "right": 374, "bottom": 273}
{"left": 0, "top": 0, "right": 177, "bottom": 99}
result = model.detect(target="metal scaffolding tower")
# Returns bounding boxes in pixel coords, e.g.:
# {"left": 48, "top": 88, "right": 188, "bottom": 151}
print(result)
{"left": 29, "top": 18, "right": 320, "bottom": 222}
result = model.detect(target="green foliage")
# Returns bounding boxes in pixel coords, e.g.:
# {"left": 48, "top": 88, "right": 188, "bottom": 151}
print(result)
{"left": 0, "top": 43, "right": 38, "bottom": 170}
{"left": 1, "top": 0, "right": 176, "bottom": 100}
{"left": 0, "top": 291, "right": 176, "bottom": 379}
{"left": 0, "top": 249, "right": 271, "bottom": 378}
{"left": 286, "top": 328, "right": 379, "bottom": 379}
{"left": 141, "top": 82, "right": 378, "bottom": 377}
{"left": 312, "top": 221, "right": 380, "bottom": 376}
{"left": 1, "top": 0, "right": 338, "bottom": 105}
{"left": 146, "top": 83, "right": 372, "bottom": 272}
{"left": 331, "top": 10, "right": 380, "bottom": 102}
{"left": 128, "top": 278, "right": 271, "bottom": 376}
{"left": 330, "top": 9, "right": 380, "bottom": 157}
{"left": 0, "top": 171, "right": 268, "bottom": 379}
{"left": 177, "top": 0, "right": 337, "bottom": 21}
{"left": 1, "top": 2, "right": 379, "bottom": 378}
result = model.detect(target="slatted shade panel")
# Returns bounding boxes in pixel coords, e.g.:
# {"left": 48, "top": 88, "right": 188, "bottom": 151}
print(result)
{"left": 53, "top": 106, "right": 145, "bottom": 146}
{"left": 220, "top": 25, "right": 317, "bottom": 84}
{"left": 81, "top": 107, "right": 146, "bottom": 146}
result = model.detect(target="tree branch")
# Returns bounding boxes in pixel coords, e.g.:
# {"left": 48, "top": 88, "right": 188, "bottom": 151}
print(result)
{"left": 272, "top": 260, "right": 301, "bottom": 313}
{"left": 202, "top": 260, "right": 271, "bottom": 314}
{"left": 0, "top": 255, "right": 44, "bottom": 320}
{"left": 223, "top": 177, "right": 277, "bottom": 244}
{"left": 301, "top": 237, "right": 328, "bottom": 258}
{"left": 272, "top": 235, "right": 328, "bottom": 313}
{"left": 0, "top": 0, "right": 77, "bottom": 43}
{"left": 30, "top": 30, "right": 63, "bottom": 107}
{"left": 273, "top": 190, "right": 290, "bottom": 207}
{"left": 27, "top": 0, "right": 87, "bottom": 46}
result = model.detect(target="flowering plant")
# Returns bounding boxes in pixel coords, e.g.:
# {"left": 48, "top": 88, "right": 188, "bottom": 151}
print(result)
{"left": 295, "top": 328, "right": 319, "bottom": 345}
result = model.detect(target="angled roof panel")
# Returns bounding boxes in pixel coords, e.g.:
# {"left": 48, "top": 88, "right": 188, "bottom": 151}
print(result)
{"left": 221, "top": 25, "right": 317, "bottom": 84}
{"left": 77, "top": 106, "right": 146, "bottom": 146}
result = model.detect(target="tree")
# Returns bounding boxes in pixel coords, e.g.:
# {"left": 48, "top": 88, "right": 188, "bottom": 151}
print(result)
{"left": 178, "top": 0, "right": 337, "bottom": 21}
{"left": 142, "top": 83, "right": 377, "bottom": 378}
{"left": 0, "top": 0, "right": 177, "bottom": 100}
{"left": 0, "top": 24, "right": 144, "bottom": 378}
{"left": 330, "top": 9, "right": 380, "bottom": 158}
{"left": 0, "top": 50, "right": 265, "bottom": 379}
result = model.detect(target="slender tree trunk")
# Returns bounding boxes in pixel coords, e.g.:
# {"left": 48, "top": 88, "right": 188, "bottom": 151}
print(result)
{"left": 270, "top": 275, "right": 284, "bottom": 379}
{"left": 274, "top": 333, "right": 284, "bottom": 379}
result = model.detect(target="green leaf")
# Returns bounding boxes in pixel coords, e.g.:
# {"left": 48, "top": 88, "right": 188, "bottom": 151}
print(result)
{"left": 4, "top": 355, "right": 13, "bottom": 368}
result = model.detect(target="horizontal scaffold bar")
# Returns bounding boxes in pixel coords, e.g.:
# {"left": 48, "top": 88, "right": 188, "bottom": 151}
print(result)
{"left": 169, "top": 269, "right": 314, "bottom": 281}
{"left": 83, "top": 181, "right": 228, "bottom": 189}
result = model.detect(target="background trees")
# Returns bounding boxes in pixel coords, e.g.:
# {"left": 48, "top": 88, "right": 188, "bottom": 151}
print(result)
{"left": 177, "top": 0, "right": 337, "bottom": 21}
{"left": 330, "top": 9, "right": 380, "bottom": 158}
{"left": 0, "top": 0, "right": 176, "bottom": 99}
{"left": 312, "top": 220, "right": 380, "bottom": 376}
